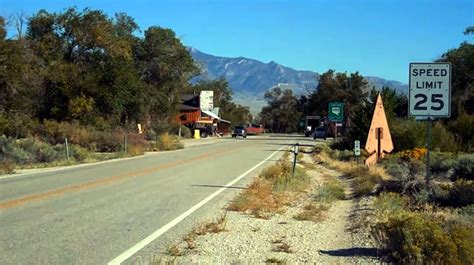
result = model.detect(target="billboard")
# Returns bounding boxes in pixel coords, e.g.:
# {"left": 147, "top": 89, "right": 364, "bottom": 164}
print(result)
{"left": 200, "top": 90, "right": 214, "bottom": 111}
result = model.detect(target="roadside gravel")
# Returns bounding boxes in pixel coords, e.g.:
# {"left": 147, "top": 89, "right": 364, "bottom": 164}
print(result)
{"left": 154, "top": 154, "right": 383, "bottom": 264}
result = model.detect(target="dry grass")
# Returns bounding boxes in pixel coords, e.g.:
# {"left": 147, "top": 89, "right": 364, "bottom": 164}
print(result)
{"left": 294, "top": 202, "right": 330, "bottom": 222}
{"left": 265, "top": 257, "right": 287, "bottom": 264}
{"left": 0, "top": 160, "right": 15, "bottom": 174}
{"left": 227, "top": 158, "right": 310, "bottom": 219}
{"left": 272, "top": 239, "right": 294, "bottom": 253}
{"left": 166, "top": 244, "right": 183, "bottom": 257}
{"left": 192, "top": 213, "right": 227, "bottom": 235}
{"left": 227, "top": 178, "right": 283, "bottom": 218}
{"left": 149, "top": 255, "right": 177, "bottom": 265}
{"left": 183, "top": 232, "right": 196, "bottom": 250}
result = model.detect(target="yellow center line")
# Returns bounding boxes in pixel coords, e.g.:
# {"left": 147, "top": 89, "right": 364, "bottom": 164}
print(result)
{"left": 0, "top": 145, "right": 241, "bottom": 211}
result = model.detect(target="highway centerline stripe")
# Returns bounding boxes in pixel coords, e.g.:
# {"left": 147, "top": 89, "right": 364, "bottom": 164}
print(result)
{"left": 107, "top": 144, "right": 287, "bottom": 265}
{"left": 0, "top": 145, "right": 241, "bottom": 211}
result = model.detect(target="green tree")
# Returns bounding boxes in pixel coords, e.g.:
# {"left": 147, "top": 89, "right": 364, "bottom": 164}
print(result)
{"left": 138, "top": 26, "right": 198, "bottom": 128}
{"left": 308, "top": 70, "right": 369, "bottom": 121}
{"left": 259, "top": 87, "right": 301, "bottom": 133}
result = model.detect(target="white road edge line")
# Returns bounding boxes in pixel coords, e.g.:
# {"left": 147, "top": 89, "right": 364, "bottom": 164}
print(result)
{"left": 107, "top": 145, "right": 287, "bottom": 265}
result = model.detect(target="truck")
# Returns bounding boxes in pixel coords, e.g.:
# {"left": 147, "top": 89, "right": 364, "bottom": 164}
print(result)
{"left": 304, "top": 116, "right": 321, "bottom": 137}
{"left": 246, "top": 124, "right": 264, "bottom": 135}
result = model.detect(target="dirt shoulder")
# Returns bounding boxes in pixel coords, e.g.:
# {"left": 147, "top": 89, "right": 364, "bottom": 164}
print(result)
{"left": 153, "top": 153, "right": 383, "bottom": 264}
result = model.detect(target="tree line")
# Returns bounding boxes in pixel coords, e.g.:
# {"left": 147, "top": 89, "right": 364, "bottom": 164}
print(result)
{"left": 259, "top": 29, "right": 473, "bottom": 152}
{"left": 0, "top": 7, "right": 249, "bottom": 138}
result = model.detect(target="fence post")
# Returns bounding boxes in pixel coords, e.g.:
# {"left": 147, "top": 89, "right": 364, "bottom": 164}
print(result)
{"left": 65, "top": 138, "right": 70, "bottom": 161}
{"left": 123, "top": 134, "right": 127, "bottom": 153}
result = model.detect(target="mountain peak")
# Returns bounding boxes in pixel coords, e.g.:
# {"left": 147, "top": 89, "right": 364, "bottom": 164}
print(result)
{"left": 187, "top": 47, "right": 408, "bottom": 113}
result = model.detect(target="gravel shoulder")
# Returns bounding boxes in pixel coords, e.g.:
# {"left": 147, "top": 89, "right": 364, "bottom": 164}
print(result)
{"left": 153, "top": 153, "right": 383, "bottom": 264}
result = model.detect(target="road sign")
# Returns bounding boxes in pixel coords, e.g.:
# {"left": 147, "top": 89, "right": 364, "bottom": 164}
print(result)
{"left": 409, "top": 63, "right": 451, "bottom": 118}
{"left": 354, "top": 140, "right": 360, "bottom": 156}
{"left": 328, "top": 102, "right": 344, "bottom": 122}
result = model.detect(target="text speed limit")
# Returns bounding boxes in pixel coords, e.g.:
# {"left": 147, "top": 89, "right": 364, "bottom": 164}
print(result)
{"left": 409, "top": 63, "right": 451, "bottom": 118}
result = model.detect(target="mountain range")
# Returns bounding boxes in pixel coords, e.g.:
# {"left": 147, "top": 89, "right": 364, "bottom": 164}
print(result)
{"left": 189, "top": 47, "right": 408, "bottom": 114}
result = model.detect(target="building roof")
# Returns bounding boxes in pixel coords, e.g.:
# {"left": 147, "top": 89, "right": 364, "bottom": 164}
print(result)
{"left": 202, "top": 110, "right": 231, "bottom": 123}
{"left": 179, "top": 104, "right": 200, "bottom": 111}
{"left": 180, "top": 94, "right": 199, "bottom": 108}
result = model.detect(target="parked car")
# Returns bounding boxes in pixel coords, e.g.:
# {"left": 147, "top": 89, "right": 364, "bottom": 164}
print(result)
{"left": 232, "top": 126, "right": 247, "bottom": 138}
{"left": 313, "top": 126, "right": 327, "bottom": 140}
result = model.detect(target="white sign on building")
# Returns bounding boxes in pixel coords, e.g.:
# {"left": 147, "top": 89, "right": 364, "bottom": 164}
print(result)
{"left": 199, "top": 90, "right": 214, "bottom": 111}
{"left": 409, "top": 63, "right": 451, "bottom": 118}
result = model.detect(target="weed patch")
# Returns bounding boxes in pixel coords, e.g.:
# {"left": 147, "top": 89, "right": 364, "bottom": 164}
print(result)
{"left": 294, "top": 202, "right": 329, "bottom": 222}
{"left": 228, "top": 159, "right": 310, "bottom": 218}
{"left": 227, "top": 179, "right": 281, "bottom": 218}
{"left": 317, "top": 178, "right": 345, "bottom": 202}
{"left": 166, "top": 244, "right": 183, "bottom": 257}
{"left": 151, "top": 133, "right": 184, "bottom": 151}
{"left": 192, "top": 213, "right": 227, "bottom": 235}
{"left": 265, "top": 257, "right": 287, "bottom": 264}
{"left": 272, "top": 239, "right": 293, "bottom": 253}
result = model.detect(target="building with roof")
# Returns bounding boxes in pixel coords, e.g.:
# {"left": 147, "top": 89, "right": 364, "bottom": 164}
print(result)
{"left": 175, "top": 93, "right": 230, "bottom": 137}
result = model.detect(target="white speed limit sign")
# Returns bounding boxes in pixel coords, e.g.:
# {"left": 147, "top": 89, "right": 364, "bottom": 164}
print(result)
{"left": 409, "top": 63, "right": 451, "bottom": 118}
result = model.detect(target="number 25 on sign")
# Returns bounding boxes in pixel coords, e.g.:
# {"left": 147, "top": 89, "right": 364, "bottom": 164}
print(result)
{"left": 409, "top": 63, "right": 451, "bottom": 118}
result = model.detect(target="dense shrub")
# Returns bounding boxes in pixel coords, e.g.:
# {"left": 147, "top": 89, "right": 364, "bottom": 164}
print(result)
{"left": 431, "top": 122, "right": 459, "bottom": 152}
{"left": 373, "top": 193, "right": 408, "bottom": 219}
{"left": 448, "top": 180, "right": 474, "bottom": 207}
{"left": 347, "top": 166, "right": 382, "bottom": 196}
{"left": 431, "top": 152, "right": 456, "bottom": 177}
{"left": 0, "top": 160, "right": 16, "bottom": 174}
{"left": 150, "top": 133, "right": 183, "bottom": 151}
{"left": 373, "top": 210, "right": 474, "bottom": 264}
{"left": 383, "top": 160, "right": 408, "bottom": 180}
{"left": 180, "top": 125, "right": 192, "bottom": 139}
{"left": 94, "top": 131, "right": 123, "bottom": 152}
{"left": 41, "top": 120, "right": 94, "bottom": 147}
{"left": 452, "top": 154, "right": 474, "bottom": 181}
{"left": 390, "top": 119, "right": 426, "bottom": 152}
{"left": 13, "top": 138, "right": 65, "bottom": 163}
{"left": 328, "top": 149, "right": 354, "bottom": 161}
{"left": 125, "top": 133, "right": 148, "bottom": 156}
{"left": 71, "top": 145, "right": 92, "bottom": 162}
{"left": 0, "top": 136, "right": 99, "bottom": 168}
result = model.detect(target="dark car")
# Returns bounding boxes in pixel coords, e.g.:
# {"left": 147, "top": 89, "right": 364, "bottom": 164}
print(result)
{"left": 313, "top": 126, "right": 327, "bottom": 140}
{"left": 232, "top": 126, "right": 247, "bottom": 138}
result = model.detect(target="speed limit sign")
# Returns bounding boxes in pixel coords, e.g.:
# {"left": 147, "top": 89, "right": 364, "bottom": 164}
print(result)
{"left": 409, "top": 63, "right": 451, "bottom": 118}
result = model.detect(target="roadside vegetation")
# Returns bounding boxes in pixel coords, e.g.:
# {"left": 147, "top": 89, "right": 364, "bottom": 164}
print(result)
{"left": 0, "top": 127, "right": 186, "bottom": 174}
{"left": 0, "top": 8, "right": 251, "bottom": 173}
{"left": 160, "top": 213, "right": 228, "bottom": 258}
{"left": 314, "top": 145, "right": 474, "bottom": 264}
{"left": 294, "top": 174, "right": 345, "bottom": 222}
{"left": 227, "top": 155, "right": 310, "bottom": 219}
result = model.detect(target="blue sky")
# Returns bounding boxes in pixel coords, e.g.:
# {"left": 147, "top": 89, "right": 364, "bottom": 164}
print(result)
{"left": 1, "top": 0, "right": 473, "bottom": 83}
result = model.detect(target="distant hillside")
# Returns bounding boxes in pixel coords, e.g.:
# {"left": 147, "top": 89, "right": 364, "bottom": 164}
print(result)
{"left": 189, "top": 48, "right": 408, "bottom": 113}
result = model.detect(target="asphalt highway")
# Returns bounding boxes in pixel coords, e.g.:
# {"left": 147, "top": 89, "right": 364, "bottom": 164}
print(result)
{"left": 0, "top": 134, "right": 314, "bottom": 264}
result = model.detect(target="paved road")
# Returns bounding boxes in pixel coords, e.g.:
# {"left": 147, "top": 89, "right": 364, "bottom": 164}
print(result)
{"left": 0, "top": 134, "right": 315, "bottom": 264}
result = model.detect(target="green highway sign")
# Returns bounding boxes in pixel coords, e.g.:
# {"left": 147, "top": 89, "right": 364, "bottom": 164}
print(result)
{"left": 328, "top": 102, "right": 344, "bottom": 122}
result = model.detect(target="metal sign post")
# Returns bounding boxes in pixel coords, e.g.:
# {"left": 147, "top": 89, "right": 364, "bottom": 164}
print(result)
{"left": 409, "top": 63, "right": 451, "bottom": 186}
{"left": 328, "top": 102, "right": 344, "bottom": 141}
{"left": 292, "top": 143, "right": 299, "bottom": 177}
